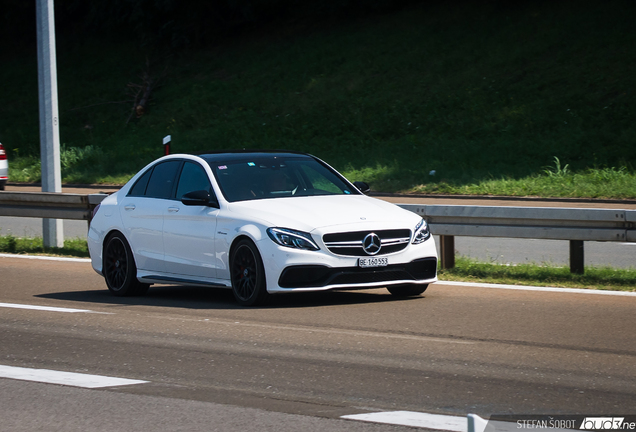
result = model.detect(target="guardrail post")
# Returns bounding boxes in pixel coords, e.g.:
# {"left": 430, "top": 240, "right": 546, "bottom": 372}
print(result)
{"left": 440, "top": 235, "right": 455, "bottom": 269}
{"left": 569, "top": 240, "right": 584, "bottom": 274}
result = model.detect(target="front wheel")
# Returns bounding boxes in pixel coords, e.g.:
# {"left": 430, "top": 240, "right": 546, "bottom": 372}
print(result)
{"left": 103, "top": 232, "right": 149, "bottom": 296}
{"left": 230, "top": 239, "right": 268, "bottom": 306}
{"left": 387, "top": 284, "right": 428, "bottom": 297}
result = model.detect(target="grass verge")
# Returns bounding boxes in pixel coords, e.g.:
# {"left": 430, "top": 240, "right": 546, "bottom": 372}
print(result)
{"left": 439, "top": 256, "right": 636, "bottom": 292}
{"left": 0, "top": 235, "right": 89, "bottom": 258}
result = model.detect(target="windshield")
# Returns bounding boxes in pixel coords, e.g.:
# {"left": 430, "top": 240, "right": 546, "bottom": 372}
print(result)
{"left": 205, "top": 155, "right": 359, "bottom": 202}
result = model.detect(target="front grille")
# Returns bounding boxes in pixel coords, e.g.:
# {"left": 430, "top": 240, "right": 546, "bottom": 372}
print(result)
{"left": 278, "top": 258, "right": 438, "bottom": 288}
{"left": 323, "top": 229, "right": 411, "bottom": 256}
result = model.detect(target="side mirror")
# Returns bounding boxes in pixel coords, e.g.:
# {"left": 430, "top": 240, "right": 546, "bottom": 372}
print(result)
{"left": 353, "top": 181, "right": 370, "bottom": 194}
{"left": 181, "top": 190, "right": 218, "bottom": 208}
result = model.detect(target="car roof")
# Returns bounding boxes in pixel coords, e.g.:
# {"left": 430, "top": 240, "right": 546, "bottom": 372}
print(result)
{"left": 197, "top": 150, "right": 314, "bottom": 163}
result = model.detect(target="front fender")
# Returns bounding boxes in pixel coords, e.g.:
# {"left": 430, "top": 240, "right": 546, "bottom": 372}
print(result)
{"left": 216, "top": 222, "right": 267, "bottom": 280}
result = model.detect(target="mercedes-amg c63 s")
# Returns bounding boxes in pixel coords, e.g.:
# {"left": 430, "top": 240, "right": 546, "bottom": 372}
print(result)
{"left": 88, "top": 151, "right": 437, "bottom": 305}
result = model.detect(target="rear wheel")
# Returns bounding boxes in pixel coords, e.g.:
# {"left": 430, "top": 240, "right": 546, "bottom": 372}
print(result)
{"left": 103, "top": 232, "right": 149, "bottom": 296}
{"left": 387, "top": 284, "right": 428, "bottom": 297}
{"left": 230, "top": 239, "right": 268, "bottom": 306}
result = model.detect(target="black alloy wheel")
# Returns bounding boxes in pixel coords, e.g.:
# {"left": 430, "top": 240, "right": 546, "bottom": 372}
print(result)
{"left": 387, "top": 284, "right": 428, "bottom": 297}
{"left": 230, "top": 239, "right": 268, "bottom": 306}
{"left": 103, "top": 232, "right": 149, "bottom": 296}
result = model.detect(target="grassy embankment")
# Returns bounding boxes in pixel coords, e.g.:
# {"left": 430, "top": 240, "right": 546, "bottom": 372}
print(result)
{"left": 2, "top": 1, "right": 635, "bottom": 197}
{"left": 1, "top": 1, "right": 634, "bottom": 288}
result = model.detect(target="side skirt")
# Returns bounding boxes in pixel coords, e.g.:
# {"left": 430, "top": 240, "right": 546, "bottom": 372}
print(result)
{"left": 139, "top": 275, "right": 231, "bottom": 289}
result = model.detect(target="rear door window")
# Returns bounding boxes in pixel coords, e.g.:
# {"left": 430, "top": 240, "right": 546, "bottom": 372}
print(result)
{"left": 144, "top": 160, "right": 182, "bottom": 199}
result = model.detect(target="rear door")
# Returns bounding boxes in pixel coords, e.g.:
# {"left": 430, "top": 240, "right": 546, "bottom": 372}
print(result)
{"left": 162, "top": 161, "right": 219, "bottom": 278}
{"left": 119, "top": 160, "right": 181, "bottom": 272}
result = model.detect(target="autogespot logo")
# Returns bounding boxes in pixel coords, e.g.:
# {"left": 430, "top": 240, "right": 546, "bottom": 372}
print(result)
{"left": 580, "top": 418, "right": 631, "bottom": 430}
{"left": 362, "top": 233, "right": 381, "bottom": 255}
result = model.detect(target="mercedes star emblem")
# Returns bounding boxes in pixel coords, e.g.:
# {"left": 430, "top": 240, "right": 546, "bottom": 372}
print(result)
{"left": 362, "top": 233, "right": 381, "bottom": 255}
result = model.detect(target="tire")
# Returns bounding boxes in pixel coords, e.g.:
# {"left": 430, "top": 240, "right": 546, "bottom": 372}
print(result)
{"left": 0, "top": 181, "right": 5, "bottom": 191}
{"left": 387, "top": 284, "right": 428, "bottom": 297}
{"left": 230, "top": 239, "right": 268, "bottom": 306}
{"left": 103, "top": 232, "right": 149, "bottom": 296}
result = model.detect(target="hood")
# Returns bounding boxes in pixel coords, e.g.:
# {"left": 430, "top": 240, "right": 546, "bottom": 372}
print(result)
{"left": 227, "top": 195, "right": 419, "bottom": 233}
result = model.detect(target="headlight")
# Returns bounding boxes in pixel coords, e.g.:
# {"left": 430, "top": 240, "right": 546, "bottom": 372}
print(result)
{"left": 267, "top": 228, "right": 320, "bottom": 251}
{"left": 412, "top": 219, "right": 431, "bottom": 244}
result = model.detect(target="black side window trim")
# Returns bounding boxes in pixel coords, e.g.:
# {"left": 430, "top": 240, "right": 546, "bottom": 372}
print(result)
{"left": 166, "top": 160, "right": 184, "bottom": 200}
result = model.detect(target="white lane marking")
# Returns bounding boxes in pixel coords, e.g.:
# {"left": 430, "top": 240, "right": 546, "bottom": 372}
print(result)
{"left": 0, "top": 302, "right": 106, "bottom": 314}
{"left": 342, "top": 411, "right": 467, "bottom": 431}
{"left": 0, "top": 365, "right": 148, "bottom": 388}
{"left": 0, "top": 253, "right": 91, "bottom": 263}
{"left": 440, "top": 281, "right": 636, "bottom": 296}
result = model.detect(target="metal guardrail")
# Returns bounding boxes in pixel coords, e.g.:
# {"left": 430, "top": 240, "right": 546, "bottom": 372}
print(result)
{"left": 398, "top": 204, "right": 636, "bottom": 273}
{"left": 1, "top": 193, "right": 634, "bottom": 274}
{"left": 399, "top": 204, "right": 636, "bottom": 242}
{"left": 0, "top": 192, "right": 107, "bottom": 221}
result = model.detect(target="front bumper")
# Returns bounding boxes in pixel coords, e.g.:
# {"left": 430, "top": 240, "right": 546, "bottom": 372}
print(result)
{"left": 258, "top": 234, "right": 438, "bottom": 293}
{"left": 279, "top": 257, "right": 437, "bottom": 288}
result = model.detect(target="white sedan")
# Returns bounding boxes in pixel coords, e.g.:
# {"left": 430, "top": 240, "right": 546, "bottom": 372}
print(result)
{"left": 88, "top": 151, "right": 438, "bottom": 305}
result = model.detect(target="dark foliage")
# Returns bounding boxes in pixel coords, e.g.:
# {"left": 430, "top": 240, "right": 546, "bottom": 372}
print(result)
{"left": 2, "top": 0, "right": 422, "bottom": 51}
{"left": 1, "top": 0, "right": 36, "bottom": 51}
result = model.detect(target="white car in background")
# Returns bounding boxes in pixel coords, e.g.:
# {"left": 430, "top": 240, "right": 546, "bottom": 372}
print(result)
{"left": 88, "top": 151, "right": 438, "bottom": 306}
{"left": 0, "top": 143, "right": 8, "bottom": 190}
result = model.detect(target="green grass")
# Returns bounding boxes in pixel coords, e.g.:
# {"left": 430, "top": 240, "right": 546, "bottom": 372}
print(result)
{"left": 440, "top": 256, "right": 636, "bottom": 292}
{"left": 2, "top": 1, "right": 636, "bottom": 196}
{"left": 411, "top": 160, "right": 636, "bottom": 199}
{"left": 0, "top": 235, "right": 89, "bottom": 258}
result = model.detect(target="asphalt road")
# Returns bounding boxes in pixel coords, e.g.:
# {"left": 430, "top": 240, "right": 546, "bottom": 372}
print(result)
{"left": 1, "top": 184, "right": 635, "bottom": 268}
{"left": 1, "top": 255, "right": 635, "bottom": 431}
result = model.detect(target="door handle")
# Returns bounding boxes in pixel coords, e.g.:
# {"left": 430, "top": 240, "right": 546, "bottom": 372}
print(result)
{"left": 167, "top": 206, "right": 180, "bottom": 213}
{"left": 124, "top": 204, "right": 136, "bottom": 211}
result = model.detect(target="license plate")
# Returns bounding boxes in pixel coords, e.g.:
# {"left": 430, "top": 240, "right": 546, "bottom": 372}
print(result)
{"left": 358, "top": 257, "right": 388, "bottom": 268}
